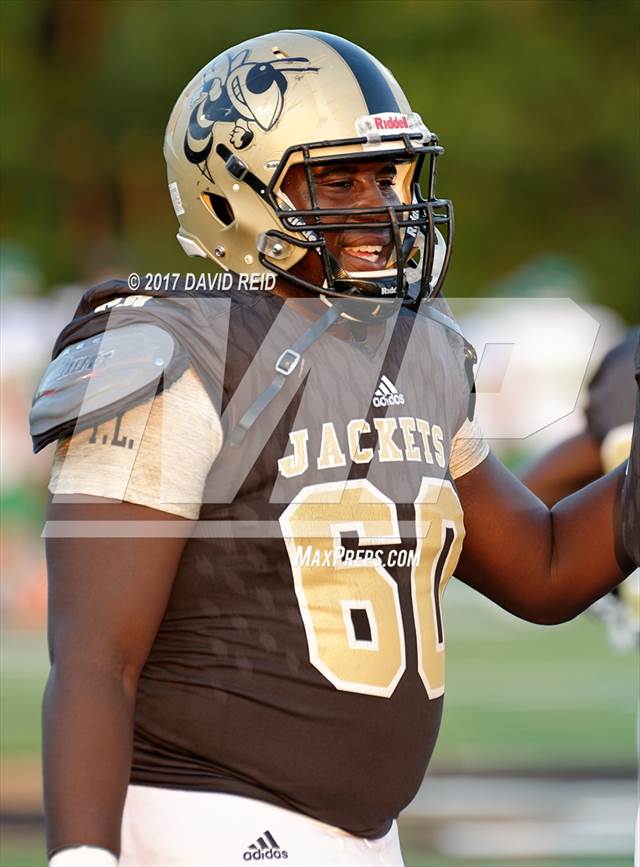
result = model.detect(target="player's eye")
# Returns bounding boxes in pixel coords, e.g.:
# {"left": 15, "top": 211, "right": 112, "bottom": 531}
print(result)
{"left": 326, "top": 179, "right": 353, "bottom": 190}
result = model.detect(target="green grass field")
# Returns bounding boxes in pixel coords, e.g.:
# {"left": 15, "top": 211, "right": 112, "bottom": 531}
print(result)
{"left": 433, "top": 584, "right": 638, "bottom": 772}
{"left": 1, "top": 583, "right": 637, "bottom": 866}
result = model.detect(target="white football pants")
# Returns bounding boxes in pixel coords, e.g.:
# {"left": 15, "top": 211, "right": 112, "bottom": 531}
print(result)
{"left": 119, "top": 785, "right": 404, "bottom": 867}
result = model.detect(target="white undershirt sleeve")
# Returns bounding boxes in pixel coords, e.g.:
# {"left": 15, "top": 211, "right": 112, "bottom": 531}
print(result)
{"left": 449, "top": 416, "right": 490, "bottom": 480}
{"left": 49, "top": 366, "right": 222, "bottom": 519}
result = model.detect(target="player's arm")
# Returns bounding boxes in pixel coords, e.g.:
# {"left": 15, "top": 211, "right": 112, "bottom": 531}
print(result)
{"left": 44, "top": 497, "right": 190, "bottom": 860}
{"left": 37, "top": 360, "right": 222, "bottom": 862}
{"left": 519, "top": 431, "right": 603, "bottom": 506}
{"left": 455, "top": 452, "right": 629, "bottom": 624}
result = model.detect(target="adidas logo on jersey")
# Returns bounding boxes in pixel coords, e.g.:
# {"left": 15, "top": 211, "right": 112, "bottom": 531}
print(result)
{"left": 243, "top": 830, "right": 288, "bottom": 861}
{"left": 372, "top": 375, "right": 405, "bottom": 407}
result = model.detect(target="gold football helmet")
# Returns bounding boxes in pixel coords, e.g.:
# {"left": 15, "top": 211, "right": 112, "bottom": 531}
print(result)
{"left": 164, "top": 30, "right": 453, "bottom": 316}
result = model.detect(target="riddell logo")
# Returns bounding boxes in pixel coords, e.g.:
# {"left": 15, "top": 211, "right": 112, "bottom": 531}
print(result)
{"left": 355, "top": 111, "right": 431, "bottom": 143}
{"left": 374, "top": 114, "right": 409, "bottom": 130}
{"left": 243, "top": 830, "right": 288, "bottom": 861}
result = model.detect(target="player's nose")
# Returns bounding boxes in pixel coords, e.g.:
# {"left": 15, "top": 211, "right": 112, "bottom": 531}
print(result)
{"left": 352, "top": 179, "right": 391, "bottom": 221}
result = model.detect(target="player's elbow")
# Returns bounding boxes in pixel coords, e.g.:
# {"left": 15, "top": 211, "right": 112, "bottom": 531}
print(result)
{"left": 517, "top": 597, "right": 584, "bottom": 626}
{"left": 527, "top": 609, "right": 580, "bottom": 626}
{"left": 49, "top": 643, "right": 143, "bottom": 700}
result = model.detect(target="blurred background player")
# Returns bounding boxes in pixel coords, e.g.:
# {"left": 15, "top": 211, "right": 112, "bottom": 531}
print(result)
{"left": 621, "top": 334, "right": 640, "bottom": 867}
{"left": 521, "top": 328, "right": 640, "bottom": 652}
{"left": 523, "top": 330, "right": 640, "bottom": 866}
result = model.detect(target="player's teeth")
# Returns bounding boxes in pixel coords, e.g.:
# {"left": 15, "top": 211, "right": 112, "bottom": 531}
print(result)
{"left": 345, "top": 246, "right": 382, "bottom": 254}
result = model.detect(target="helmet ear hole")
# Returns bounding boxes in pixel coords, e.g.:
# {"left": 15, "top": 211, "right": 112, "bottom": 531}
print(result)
{"left": 201, "top": 192, "right": 235, "bottom": 227}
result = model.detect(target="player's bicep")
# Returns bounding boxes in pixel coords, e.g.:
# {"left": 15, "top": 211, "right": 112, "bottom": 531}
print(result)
{"left": 455, "top": 452, "right": 625, "bottom": 623}
{"left": 46, "top": 365, "right": 222, "bottom": 675}
{"left": 455, "top": 452, "right": 552, "bottom": 613}
{"left": 519, "top": 431, "right": 604, "bottom": 506}
{"left": 45, "top": 497, "right": 190, "bottom": 680}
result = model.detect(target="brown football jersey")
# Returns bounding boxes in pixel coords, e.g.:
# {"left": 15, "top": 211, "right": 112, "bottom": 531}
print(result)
{"left": 50, "top": 284, "right": 487, "bottom": 838}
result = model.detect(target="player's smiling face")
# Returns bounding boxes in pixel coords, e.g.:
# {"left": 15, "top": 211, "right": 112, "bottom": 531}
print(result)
{"left": 281, "top": 159, "right": 402, "bottom": 272}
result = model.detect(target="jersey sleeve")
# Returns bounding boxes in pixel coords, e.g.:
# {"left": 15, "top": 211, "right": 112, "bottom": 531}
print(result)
{"left": 48, "top": 366, "right": 222, "bottom": 519}
{"left": 585, "top": 330, "right": 639, "bottom": 442}
{"left": 449, "top": 416, "right": 490, "bottom": 480}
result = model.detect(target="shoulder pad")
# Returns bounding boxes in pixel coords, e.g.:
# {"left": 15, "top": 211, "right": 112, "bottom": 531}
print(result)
{"left": 30, "top": 323, "right": 188, "bottom": 453}
{"left": 418, "top": 301, "right": 477, "bottom": 421}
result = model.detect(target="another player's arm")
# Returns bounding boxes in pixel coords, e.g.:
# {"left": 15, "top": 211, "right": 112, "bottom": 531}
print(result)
{"left": 44, "top": 497, "right": 189, "bottom": 859}
{"left": 520, "top": 333, "right": 639, "bottom": 505}
{"left": 455, "top": 452, "right": 629, "bottom": 624}
{"left": 519, "top": 431, "right": 603, "bottom": 506}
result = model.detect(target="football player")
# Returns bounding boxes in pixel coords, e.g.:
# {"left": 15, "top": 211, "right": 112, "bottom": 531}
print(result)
{"left": 622, "top": 339, "right": 640, "bottom": 567}
{"left": 31, "top": 31, "right": 636, "bottom": 867}
{"left": 617, "top": 337, "right": 640, "bottom": 867}
{"left": 522, "top": 330, "right": 640, "bottom": 867}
